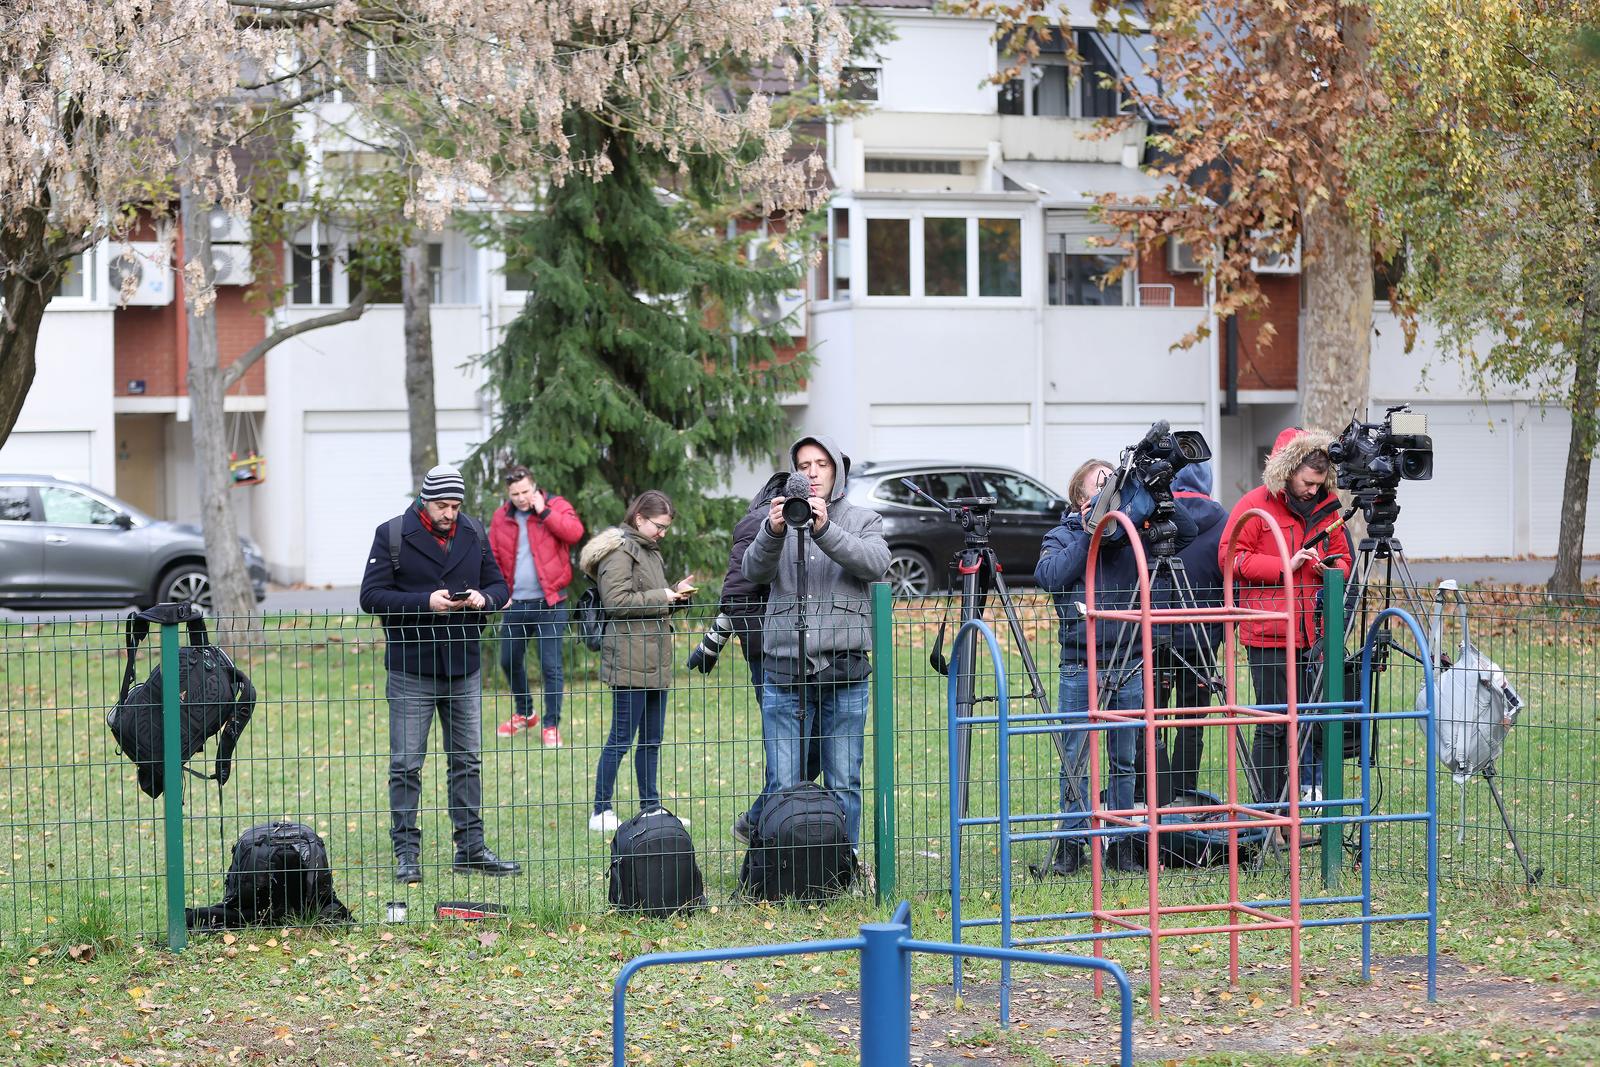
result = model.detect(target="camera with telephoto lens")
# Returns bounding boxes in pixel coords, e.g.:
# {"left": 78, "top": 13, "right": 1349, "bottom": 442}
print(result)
{"left": 1087, "top": 420, "right": 1212, "bottom": 554}
{"left": 781, "top": 495, "right": 814, "bottom": 528}
{"left": 1327, "top": 405, "right": 1433, "bottom": 540}
{"left": 686, "top": 612, "right": 735, "bottom": 673}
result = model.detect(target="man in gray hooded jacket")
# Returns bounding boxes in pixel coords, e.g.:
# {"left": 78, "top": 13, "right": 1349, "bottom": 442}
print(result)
{"left": 741, "top": 434, "right": 890, "bottom": 845}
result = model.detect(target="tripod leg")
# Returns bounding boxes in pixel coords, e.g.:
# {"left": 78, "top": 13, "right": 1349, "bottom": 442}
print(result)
{"left": 1483, "top": 771, "right": 1542, "bottom": 885}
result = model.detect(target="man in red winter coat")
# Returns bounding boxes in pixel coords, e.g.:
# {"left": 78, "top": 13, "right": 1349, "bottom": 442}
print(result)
{"left": 488, "top": 466, "right": 585, "bottom": 747}
{"left": 1220, "top": 428, "right": 1353, "bottom": 809}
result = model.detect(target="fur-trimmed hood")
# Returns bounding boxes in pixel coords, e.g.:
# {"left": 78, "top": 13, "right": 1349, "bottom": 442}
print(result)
{"left": 578, "top": 525, "right": 629, "bottom": 577}
{"left": 1262, "top": 427, "right": 1336, "bottom": 495}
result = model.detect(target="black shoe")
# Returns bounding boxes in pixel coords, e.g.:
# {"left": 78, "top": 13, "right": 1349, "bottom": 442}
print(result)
{"left": 395, "top": 857, "right": 422, "bottom": 885}
{"left": 1108, "top": 839, "right": 1147, "bottom": 874}
{"left": 1031, "top": 842, "right": 1085, "bottom": 878}
{"left": 731, "top": 811, "right": 755, "bottom": 846}
{"left": 453, "top": 847, "right": 522, "bottom": 877}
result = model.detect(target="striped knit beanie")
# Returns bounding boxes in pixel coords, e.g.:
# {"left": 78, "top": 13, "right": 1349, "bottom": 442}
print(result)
{"left": 419, "top": 464, "right": 466, "bottom": 502}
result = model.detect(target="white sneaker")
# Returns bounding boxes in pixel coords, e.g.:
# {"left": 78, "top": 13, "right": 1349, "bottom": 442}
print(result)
{"left": 1299, "top": 786, "right": 1324, "bottom": 804}
{"left": 589, "top": 809, "right": 620, "bottom": 833}
{"left": 643, "top": 807, "right": 690, "bottom": 830}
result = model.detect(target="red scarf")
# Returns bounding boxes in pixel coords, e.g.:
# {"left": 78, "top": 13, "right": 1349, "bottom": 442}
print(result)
{"left": 417, "top": 503, "right": 457, "bottom": 550}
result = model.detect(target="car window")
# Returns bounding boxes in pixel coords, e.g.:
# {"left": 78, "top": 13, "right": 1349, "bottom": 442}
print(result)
{"left": 979, "top": 472, "right": 1059, "bottom": 514}
{"left": 0, "top": 487, "right": 31, "bottom": 521}
{"left": 922, "top": 471, "right": 975, "bottom": 502}
{"left": 872, "top": 475, "right": 931, "bottom": 508}
{"left": 40, "top": 486, "right": 119, "bottom": 526}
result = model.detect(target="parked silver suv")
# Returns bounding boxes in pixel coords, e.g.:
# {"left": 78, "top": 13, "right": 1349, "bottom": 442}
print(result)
{"left": 0, "top": 475, "right": 267, "bottom": 610}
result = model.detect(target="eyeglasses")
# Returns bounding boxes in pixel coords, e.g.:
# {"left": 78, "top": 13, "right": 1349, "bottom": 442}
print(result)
{"left": 639, "top": 515, "right": 672, "bottom": 533}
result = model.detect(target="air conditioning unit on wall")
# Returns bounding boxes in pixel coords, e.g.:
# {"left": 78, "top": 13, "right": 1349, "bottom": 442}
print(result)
{"left": 1166, "top": 237, "right": 1204, "bottom": 274}
{"left": 107, "top": 242, "right": 174, "bottom": 306}
{"left": 208, "top": 208, "right": 251, "bottom": 246}
{"left": 211, "top": 245, "right": 255, "bottom": 286}
{"left": 1251, "top": 237, "right": 1301, "bottom": 275}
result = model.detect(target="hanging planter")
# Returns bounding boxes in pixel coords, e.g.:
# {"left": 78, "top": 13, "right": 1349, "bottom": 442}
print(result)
{"left": 228, "top": 414, "right": 265, "bottom": 487}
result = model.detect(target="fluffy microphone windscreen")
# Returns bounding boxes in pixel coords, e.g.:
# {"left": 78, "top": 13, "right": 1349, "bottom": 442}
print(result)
{"left": 784, "top": 472, "right": 812, "bottom": 500}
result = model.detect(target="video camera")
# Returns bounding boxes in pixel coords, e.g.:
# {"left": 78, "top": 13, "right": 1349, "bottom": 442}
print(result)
{"left": 1328, "top": 405, "right": 1433, "bottom": 540}
{"left": 1087, "top": 420, "right": 1212, "bottom": 554}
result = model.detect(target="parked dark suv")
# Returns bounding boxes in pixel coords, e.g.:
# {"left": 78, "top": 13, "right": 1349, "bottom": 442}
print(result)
{"left": 845, "top": 460, "right": 1068, "bottom": 595}
{"left": 0, "top": 475, "right": 268, "bottom": 610}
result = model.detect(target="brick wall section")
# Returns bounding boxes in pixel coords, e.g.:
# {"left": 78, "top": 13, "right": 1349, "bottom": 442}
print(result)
{"left": 113, "top": 288, "right": 267, "bottom": 396}
{"left": 1231, "top": 274, "right": 1299, "bottom": 391}
{"left": 1137, "top": 244, "right": 1207, "bottom": 308}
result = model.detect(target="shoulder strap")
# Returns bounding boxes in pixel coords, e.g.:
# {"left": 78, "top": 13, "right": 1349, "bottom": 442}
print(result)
{"left": 387, "top": 517, "right": 403, "bottom": 574}
{"left": 210, "top": 664, "right": 256, "bottom": 787}
{"left": 118, "top": 611, "right": 151, "bottom": 704}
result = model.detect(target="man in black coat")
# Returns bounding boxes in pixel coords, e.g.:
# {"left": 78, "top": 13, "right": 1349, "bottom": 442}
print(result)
{"left": 359, "top": 464, "right": 519, "bottom": 884}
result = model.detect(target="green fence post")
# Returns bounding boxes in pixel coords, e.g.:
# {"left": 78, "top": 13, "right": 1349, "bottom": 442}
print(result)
{"left": 870, "top": 581, "right": 897, "bottom": 906}
{"left": 160, "top": 621, "right": 187, "bottom": 952}
{"left": 1321, "top": 567, "right": 1346, "bottom": 890}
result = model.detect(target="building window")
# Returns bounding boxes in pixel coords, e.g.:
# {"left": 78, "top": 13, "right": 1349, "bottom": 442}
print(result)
{"left": 1078, "top": 32, "right": 1121, "bottom": 118}
{"left": 866, "top": 158, "right": 962, "bottom": 175}
{"left": 979, "top": 219, "right": 1023, "bottom": 297}
{"left": 866, "top": 218, "right": 910, "bottom": 297}
{"left": 1048, "top": 248, "right": 1127, "bottom": 306}
{"left": 995, "top": 32, "right": 1123, "bottom": 118}
{"left": 923, "top": 218, "right": 967, "bottom": 297}
{"left": 842, "top": 66, "right": 880, "bottom": 102}
{"left": 831, "top": 207, "right": 851, "bottom": 299}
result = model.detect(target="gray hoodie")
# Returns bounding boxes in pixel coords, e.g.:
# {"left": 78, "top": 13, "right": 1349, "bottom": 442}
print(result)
{"left": 741, "top": 434, "right": 890, "bottom": 682}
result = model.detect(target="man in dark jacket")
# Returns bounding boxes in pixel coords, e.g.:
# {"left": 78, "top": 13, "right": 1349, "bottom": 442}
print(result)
{"left": 488, "top": 465, "right": 585, "bottom": 747}
{"left": 1035, "top": 457, "right": 1197, "bottom": 874}
{"left": 742, "top": 434, "right": 890, "bottom": 847}
{"left": 359, "top": 464, "right": 520, "bottom": 885}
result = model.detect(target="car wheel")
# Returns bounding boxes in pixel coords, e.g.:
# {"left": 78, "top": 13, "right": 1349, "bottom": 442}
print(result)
{"left": 159, "top": 565, "right": 212, "bottom": 610}
{"left": 885, "top": 547, "right": 936, "bottom": 597}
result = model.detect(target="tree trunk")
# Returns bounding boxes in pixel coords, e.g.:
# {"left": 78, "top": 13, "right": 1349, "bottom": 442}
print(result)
{"left": 401, "top": 233, "right": 438, "bottom": 490}
{"left": 1547, "top": 245, "right": 1600, "bottom": 596}
{"left": 0, "top": 274, "right": 50, "bottom": 448}
{"left": 182, "top": 183, "right": 260, "bottom": 636}
{"left": 1299, "top": 198, "right": 1373, "bottom": 433}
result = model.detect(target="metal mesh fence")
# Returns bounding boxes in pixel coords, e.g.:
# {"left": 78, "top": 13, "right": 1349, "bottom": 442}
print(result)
{"left": 1, "top": 581, "right": 1595, "bottom": 948}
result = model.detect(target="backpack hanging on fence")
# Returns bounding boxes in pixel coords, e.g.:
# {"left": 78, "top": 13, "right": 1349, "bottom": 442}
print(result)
{"left": 607, "top": 808, "right": 705, "bottom": 917}
{"left": 185, "top": 822, "right": 352, "bottom": 930}
{"left": 1421, "top": 580, "right": 1524, "bottom": 784}
{"left": 104, "top": 603, "right": 256, "bottom": 800}
{"left": 573, "top": 584, "right": 606, "bottom": 652}
{"left": 738, "top": 783, "right": 858, "bottom": 902}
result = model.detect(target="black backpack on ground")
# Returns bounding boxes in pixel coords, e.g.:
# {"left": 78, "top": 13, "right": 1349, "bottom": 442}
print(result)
{"left": 607, "top": 808, "right": 705, "bottom": 917}
{"left": 105, "top": 603, "right": 256, "bottom": 800}
{"left": 1157, "top": 790, "right": 1272, "bottom": 868}
{"left": 738, "top": 783, "right": 858, "bottom": 902}
{"left": 186, "top": 822, "right": 352, "bottom": 930}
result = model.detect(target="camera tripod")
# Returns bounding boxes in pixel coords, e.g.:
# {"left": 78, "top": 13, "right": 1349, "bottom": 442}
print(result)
{"left": 900, "top": 481, "right": 1061, "bottom": 819}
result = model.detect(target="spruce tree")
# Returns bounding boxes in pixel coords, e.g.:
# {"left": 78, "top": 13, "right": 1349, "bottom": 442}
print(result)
{"left": 468, "top": 115, "right": 811, "bottom": 582}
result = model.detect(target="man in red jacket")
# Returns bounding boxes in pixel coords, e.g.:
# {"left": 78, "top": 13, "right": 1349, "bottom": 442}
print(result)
{"left": 488, "top": 466, "right": 585, "bottom": 747}
{"left": 1220, "top": 428, "right": 1353, "bottom": 809}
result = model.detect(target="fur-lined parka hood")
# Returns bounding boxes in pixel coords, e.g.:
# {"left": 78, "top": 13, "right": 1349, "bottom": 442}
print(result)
{"left": 1262, "top": 427, "right": 1336, "bottom": 495}
{"left": 578, "top": 525, "right": 629, "bottom": 577}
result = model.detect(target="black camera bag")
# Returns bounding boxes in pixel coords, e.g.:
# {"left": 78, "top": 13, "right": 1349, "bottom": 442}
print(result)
{"left": 607, "top": 808, "right": 704, "bottom": 917}
{"left": 105, "top": 604, "right": 256, "bottom": 799}
{"left": 186, "top": 822, "right": 352, "bottom": 930}
{"left": 573, "top": 584, "right": 606, "bottom": 652}
{"left": 739, "top": 783, "right": 857, "bottom": 901}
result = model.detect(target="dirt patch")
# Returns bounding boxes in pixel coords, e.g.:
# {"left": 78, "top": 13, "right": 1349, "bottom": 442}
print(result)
{"left": 784, "top": 955, "right": 1600, "bottom": 1064}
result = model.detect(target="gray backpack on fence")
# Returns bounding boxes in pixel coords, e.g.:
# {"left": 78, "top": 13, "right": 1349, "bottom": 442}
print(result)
{"left": 1418, "top": 580, "right": 1524, "bottom": 783}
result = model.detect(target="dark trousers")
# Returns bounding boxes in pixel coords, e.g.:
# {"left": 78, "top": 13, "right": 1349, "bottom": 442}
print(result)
{"left": 1144, "top": 643, "right": 1221, "bottom": 801}
{"left": 1246, "top": 646, "right": 1321, "bottom": 806}
{"left": 593, "top": 687, "right": 667, "bottom": 814}
{"left": 387, "top": 669, "right": 483, "bottom": 859}
{"left": 497, "top": 599, "right": 568, "bottom": 726}
{"left": 732, "top": 610, "right": 821, "bottom": 826}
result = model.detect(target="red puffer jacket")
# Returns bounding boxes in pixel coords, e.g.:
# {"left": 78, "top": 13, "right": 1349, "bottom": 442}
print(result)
{"left": 1220, "top": 428, "right": 1353, "bottom": 650}
{"left": 489, "top": 495, "right": 585, "bottom": 604}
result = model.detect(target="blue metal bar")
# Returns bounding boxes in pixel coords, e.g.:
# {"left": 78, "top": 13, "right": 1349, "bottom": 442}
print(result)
{"left": 613, "top": 938, "right": 865, "bottom": 1065}
{"left": 902, "top": 940, "right": 1134, "bottom": 1067}
{"left": 860, "top": 923, "right": 912, "bottom": 1063}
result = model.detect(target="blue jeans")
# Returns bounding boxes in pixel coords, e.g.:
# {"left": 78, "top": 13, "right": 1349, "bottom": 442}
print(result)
{"left": 1057, "top": 663, "right": 1142, "bottom": 840}
{"left": 497, "top": 600, "right": 568, "bottom": 726}
{"left": 760, "top": 680, "right": 869, "bottom": 845}
{"left": 386, "top": 669, "right": 483, "bottom": 858}
{"left": 593, "top": 688, "right": 666, "bottom": 814}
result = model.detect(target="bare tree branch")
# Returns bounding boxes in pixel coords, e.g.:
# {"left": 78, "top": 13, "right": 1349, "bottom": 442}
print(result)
{"left": 221, "top": 287, "right": 371, "bottom": 390}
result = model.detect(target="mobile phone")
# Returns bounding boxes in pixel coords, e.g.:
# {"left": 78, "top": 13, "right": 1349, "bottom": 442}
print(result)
{"left": 448, "top": 590, "right": 471, "bottom": 601}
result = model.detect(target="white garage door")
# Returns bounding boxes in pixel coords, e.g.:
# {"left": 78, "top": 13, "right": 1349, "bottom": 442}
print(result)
{"left": 1043, "top": 403, "right": 1205, "bottom": 493}
{"left": 303, "top": 429, "right": 479, "bottom": 586}
{"left": 869, "top": 404, "right": 1032, "bottom": 470}
{"left": 1525, "top": 408, "right": 1600, "bottom": 556}
{"left": 1380, "top": 402, "right": 1513, "bottom": 558}
{"left": 0, "top": 430, "right": 93, "bottom": 486}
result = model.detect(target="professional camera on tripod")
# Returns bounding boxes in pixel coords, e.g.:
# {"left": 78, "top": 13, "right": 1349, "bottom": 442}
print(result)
{"left": 1087, "top": 420, "right": 1213, "bottom": 556}
{"left": 1328, "top": 404, "right": 1434, "bottom": 540}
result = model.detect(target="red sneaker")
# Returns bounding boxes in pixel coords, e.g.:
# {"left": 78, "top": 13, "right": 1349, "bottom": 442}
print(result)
{"left": 496, "top": 714, "right": 531, "bottom": 738}
{"left": 541, "top": 726, "right": 563, "bottom": 749}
